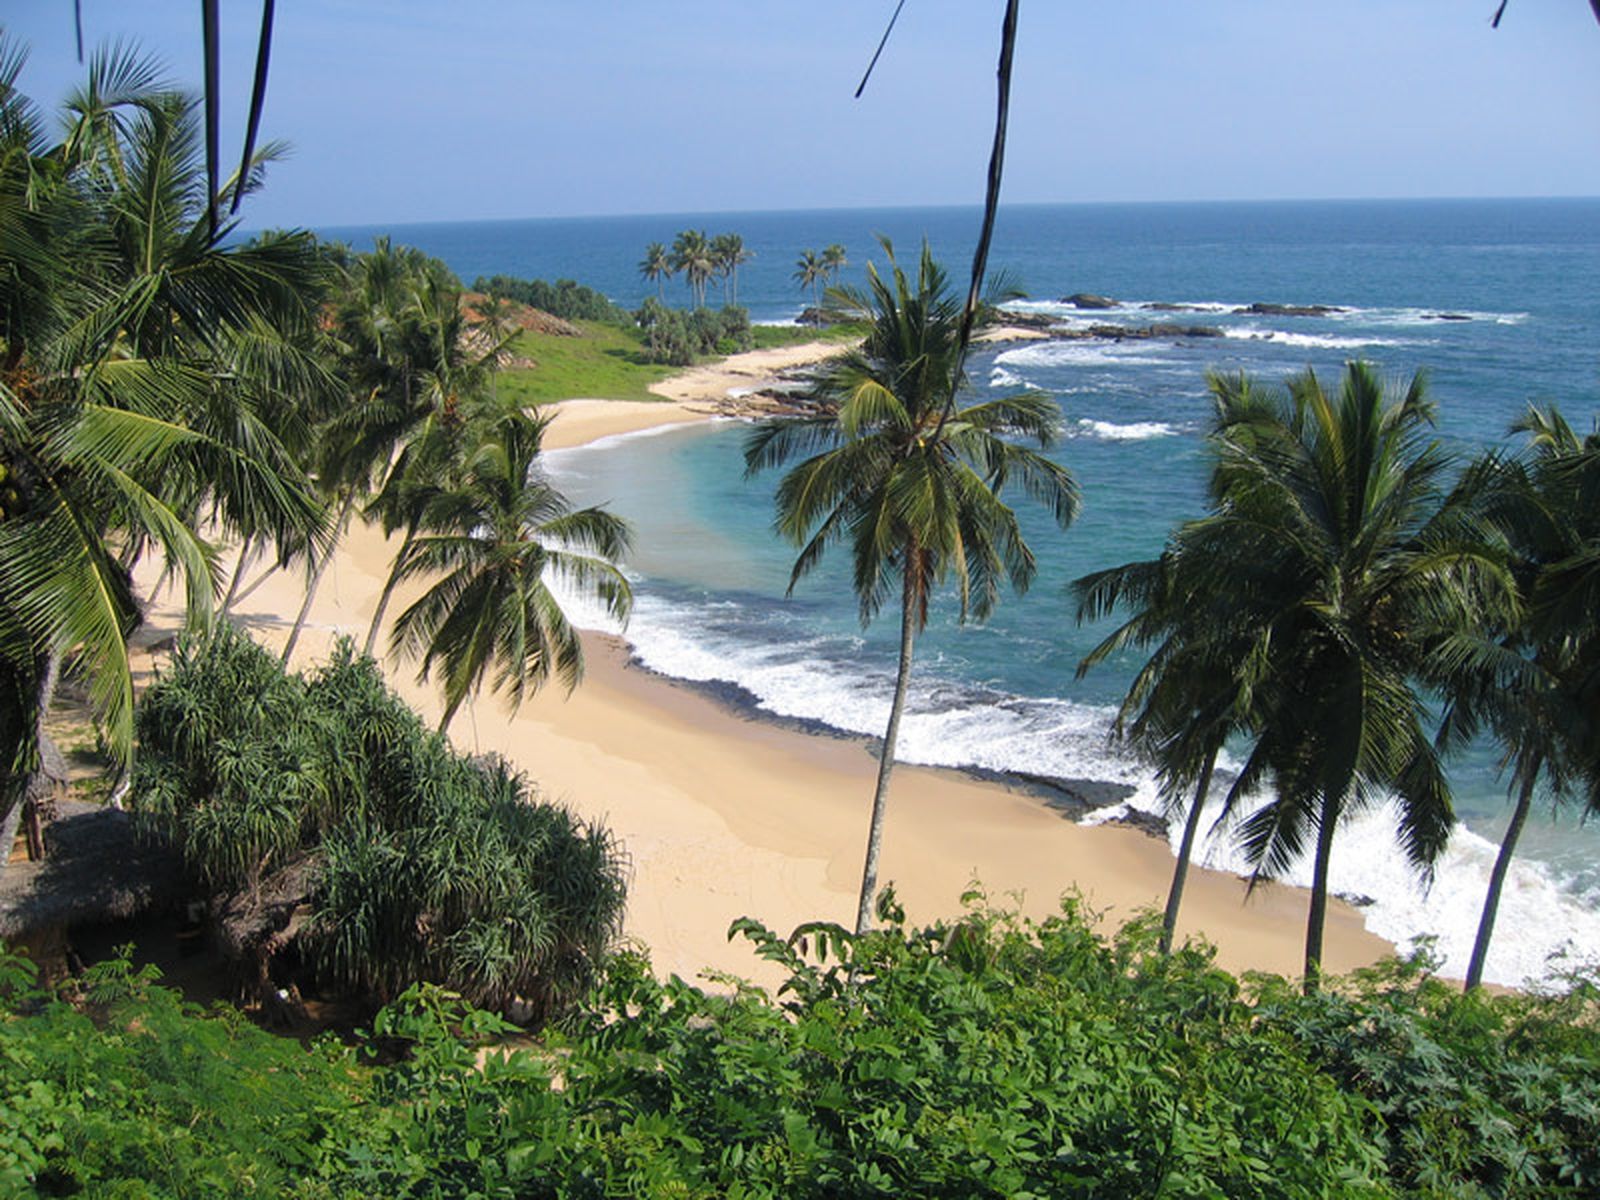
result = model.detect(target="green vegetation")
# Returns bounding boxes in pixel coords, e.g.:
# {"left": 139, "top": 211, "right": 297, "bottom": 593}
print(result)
{"left": 746, "top": 240, "right": 1078, "bottom": 934}
{"left": 751, "top": 322, "right": 868, "bottom": 350}
{"left": 133, "top": 625, "right": 627, "bottom": 1017}
{"left": 496, "top": 320, "right": 678, "bottom": 405}
{"left": 6, "top": 902, "right": 1599, "bottom": 1196}
{"left": 472, "top": 275, "right": 630, "bottom": 324}
{"left": 0, "top": 38, "right": 328, "bottom": 839}
{"left": 633, "top": 300, "right": 754, "bottom": 366}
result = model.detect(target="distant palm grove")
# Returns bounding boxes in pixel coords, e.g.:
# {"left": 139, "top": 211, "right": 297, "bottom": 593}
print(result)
{"left": 3, "top": 32, "right": 1599, "bottom": 1198}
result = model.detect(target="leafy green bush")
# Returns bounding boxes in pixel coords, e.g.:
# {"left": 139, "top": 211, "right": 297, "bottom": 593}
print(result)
{"left": 633, "top": 299, "right": 753, "bottom": 365}
{"left": 6, "top": 899, "right": 1598, "bottom": 1196}
{"left": 472, "top": 274, "right": 629, "bottom": 324}
{"left": 133, "top": 627, "right": 627, "bottom": 1018}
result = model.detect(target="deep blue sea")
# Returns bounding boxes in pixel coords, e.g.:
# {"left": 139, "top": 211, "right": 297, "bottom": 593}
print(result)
{"left": 318, "top": 200, "right": 1600, "bottom": 987}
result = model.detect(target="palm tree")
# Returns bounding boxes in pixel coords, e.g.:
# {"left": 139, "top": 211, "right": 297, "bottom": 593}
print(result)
{"left": 710, "top": 233, "right": 753, "bottom": 305}
{"left": 638, "top": 241, "right": 673, "bottom": 302}
{"left": 391, "top": 409, "right": 633, "bottom": 734}
{"left": 1073, "top": 550, "right": 1260, "bottom": 956}
{"left": 822, "top": 242, "right": 849, "bottom": 289}
{"left": 670, "top": 229, "right": 714, "bottom": 309}
{"left": 793, "top": 248, "right": 826, "bottom": 316}
{"left": 1193, "top": 364, "right": 1505, "bottom": 991}
{"left": 1436, "top": 405, "right": 1600, "bottom": 989}
{"left": 745, "top": 240, "right": 1078, "bottom": 934}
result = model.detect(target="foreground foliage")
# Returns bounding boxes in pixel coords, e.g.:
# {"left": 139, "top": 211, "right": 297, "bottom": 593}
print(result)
{"left": 5, "top": 900, "right": 1597, "bottom": 1197}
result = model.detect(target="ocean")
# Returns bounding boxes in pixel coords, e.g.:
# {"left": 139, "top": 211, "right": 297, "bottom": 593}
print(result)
{"left": 318, "top": 199, "right": 1600, "bottom": 988}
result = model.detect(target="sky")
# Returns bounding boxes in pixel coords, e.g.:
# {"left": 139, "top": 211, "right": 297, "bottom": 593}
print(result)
{"left": 7, "top": 1, "right": 1600, "bottom": 229}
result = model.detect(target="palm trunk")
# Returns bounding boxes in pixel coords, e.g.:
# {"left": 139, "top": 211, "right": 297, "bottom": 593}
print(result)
{"left": 364, "top": 521, "right": 419, "bottom": 658}
{"left": 222, "top": 534, "right": 258, "bottom": 613}
{"left": 3, "top": 651, "right": 61, "bottom": 870}
{"left": 855, "top": 560, "right": 919, "bottom": 935}
{"left": 1159, "top": 749, "right": 1218, "bottom": 955}
{"left": 1465, "top": 772, "right": 1537, "bottom": 991}
{"left": 1302, "top": 793, "right": 1340, "bottom": 994}
{"left": 281, "top": 489, "right": 358, "bottom": 667}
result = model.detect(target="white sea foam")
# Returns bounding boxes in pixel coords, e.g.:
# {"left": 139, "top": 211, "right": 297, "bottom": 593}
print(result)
{"left": 1222, "top": 326, "right": 1422, "bottom": 351}
{"left": 989, "top": 366, "right": 1040, "bottom": 391}
{"left": 1070, "top": 418, "right": 1180, "bottom": 441}
{"left": 994, "top": 342, "right": 1173, "bottom": 370}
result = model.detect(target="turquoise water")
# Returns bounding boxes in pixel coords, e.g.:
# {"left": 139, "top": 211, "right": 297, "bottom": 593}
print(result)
{"left": 322, "top": 200, "right": 1600, "bottom": 986}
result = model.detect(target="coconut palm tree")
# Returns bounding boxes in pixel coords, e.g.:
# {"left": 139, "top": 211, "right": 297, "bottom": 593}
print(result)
{"left": 670, "top": 229, "right": 714, "bottom": 309}
{"left": 710, "top": 232, "right": 753, "bottom": 305}
{"left": 793, "top": 248, "right": 826, "bottom": 316}
{"left": 390, "top": 408, "right": 633, "bottom": 734}
{"left": 1073, "top": 548, "right": 1262, "bottom": 956}
{"left": 822, "top": 242, "right": 849, "bottom": 288}
{"left": 638, "top": 241, "right": 673, "bottom": 302}
{"left": 1194, "top": 364, "right": 1505, "bottom": 991}
{"left": 745, "top": 240, "right": 1078, "bottom": 934}
{"left": 1435, "top": 405, "right": 1600, "bottom": 989}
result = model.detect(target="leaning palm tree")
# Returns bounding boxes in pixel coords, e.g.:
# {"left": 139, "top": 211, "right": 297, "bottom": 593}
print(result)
{"left": 0, "top": 36, "right": 326, "bottom": 835}
{"left": 391, "top": 408, "right": 633, "bottom": 733}
{"left": 1073, "top": 549, "right": 1261, "bottom": 955}
{"left": 745, "top": 240, "right": 1078, "bottom": 934}
{"left": 822, "top": 242, "right": 849, "bottom": 288}
{"left": 1436, "top": 405, "right": 1600, "bottom": 989}
{"left": 638, "top": 241, "right": 673, "bottom": 301}
{"left": 1196, "top": 364, "right": 1506, "bottom": 991}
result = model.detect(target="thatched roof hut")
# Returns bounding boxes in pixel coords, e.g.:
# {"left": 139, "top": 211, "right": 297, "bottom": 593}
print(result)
{"left": 0, "top": 799, "right": 184, "bottom": 945}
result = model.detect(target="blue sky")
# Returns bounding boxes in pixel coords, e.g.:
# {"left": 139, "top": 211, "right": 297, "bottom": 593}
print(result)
{"left": 8, "top": 2, "right": 1600, "bottom": 227}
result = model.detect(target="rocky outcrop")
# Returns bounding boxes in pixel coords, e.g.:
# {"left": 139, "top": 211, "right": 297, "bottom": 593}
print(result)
{"left": 1057, "top": 322, "right": 1225, "bottom": 342}
{"left": 1422, "top": 312, "right": 1473, "bottom": 321}
{"left": 1061, "top": 292, "right": 1119, "bottom": 310}
{"left": 1233, "top": 301, "right": 1346, "bottom": 317}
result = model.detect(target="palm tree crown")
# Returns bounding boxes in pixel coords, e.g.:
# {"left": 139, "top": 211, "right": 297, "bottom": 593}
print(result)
{"left": 392, "top": 408, "right": 633, "bottom": 733}
{"left": 1189, "top": 364, "right": 1506, "bottom": 989}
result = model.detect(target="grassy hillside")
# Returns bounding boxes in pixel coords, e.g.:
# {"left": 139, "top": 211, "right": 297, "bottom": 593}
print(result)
{"left": 495, "top": 320, "right": 676, "bottom": 406}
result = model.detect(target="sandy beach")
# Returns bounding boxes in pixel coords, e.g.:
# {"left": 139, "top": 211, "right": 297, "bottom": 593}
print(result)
{"left": 138, "top": 342, "right": 1395, "bottom": 990}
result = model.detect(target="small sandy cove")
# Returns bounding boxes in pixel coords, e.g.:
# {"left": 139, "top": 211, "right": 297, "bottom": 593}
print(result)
{"left": 136, "top": 341, "right": 1391, "bottom": 990}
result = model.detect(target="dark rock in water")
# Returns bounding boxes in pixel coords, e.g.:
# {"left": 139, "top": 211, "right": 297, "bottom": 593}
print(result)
{"left": 1057, "top": 322, "right": 1225, "bottom": 342}
{"left": 1062, "top": 292, "right": 1119, "bottom": 310}
{"left": 795, "top": 307, "right": 829, "bottom": 327}
{"left": 1141, "top": 301, "right": 1205, "bottom": 312}
{"left": 1108, "top": 808, "right": 1170, "bottom": 839}
{"left": 1234, "top": 301, "right": 1346, "bottom": 317}
{"left": 993, "top": 310, "right": 1059, "bottom": 331}
{"left": 1422, "top": 312, "right": 1473, "bottom": 321}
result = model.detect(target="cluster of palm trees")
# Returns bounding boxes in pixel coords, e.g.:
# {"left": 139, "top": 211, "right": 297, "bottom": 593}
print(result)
{"left": 793, "top": 244, "right": 849, "bottom": 313}
{"left": 0, "top": 40, "right": 632, "bottom": 859}
{"left": 0, "top": 40, "right": 330, "bottom": 845}
{"left": 753, "top": 239, "right": 1599, "bottom": 994}
{"left": 1077, "top": 372, "right": 1600, "bottom": 992}
{"left": 638, "top": 231, "right": 753, "bottom": 307}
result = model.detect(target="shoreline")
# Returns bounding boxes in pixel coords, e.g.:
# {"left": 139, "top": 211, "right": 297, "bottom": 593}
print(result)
{"left": 132, "top": 340, "right": 1397, "bottom": 990}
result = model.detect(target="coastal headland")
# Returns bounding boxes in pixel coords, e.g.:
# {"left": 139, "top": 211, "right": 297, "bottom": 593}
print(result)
{"left": 138, "top": 338, "right": 1393, "bottom": 991}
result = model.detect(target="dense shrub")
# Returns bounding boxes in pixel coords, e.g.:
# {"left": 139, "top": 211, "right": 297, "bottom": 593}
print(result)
{"left": 132, "top": 627, "right": 627, "bottom": 1018}
{"left": 7, "top": 899, "right": 1598, "bottom": 1196}
{"left": 633, "top": 298, "right": 753, "bottom": 365}
{"left": 472, "top": 274, "right": 629, "bottom": 323}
